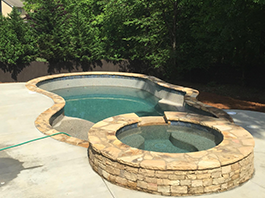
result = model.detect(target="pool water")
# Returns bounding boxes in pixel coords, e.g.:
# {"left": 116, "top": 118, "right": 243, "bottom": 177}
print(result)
{"left": 117, "top": 125, "right": 220, "bottom": 153}
{"left": 52, "top": 86, "right": 164, "bottom": 123}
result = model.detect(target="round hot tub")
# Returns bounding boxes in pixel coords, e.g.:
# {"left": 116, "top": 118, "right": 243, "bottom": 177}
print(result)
{"left": 117, "top": 123, "right": 223, "bottom": 153}
{"left": 88, "top": 112, "right": 254, "bottom": 196}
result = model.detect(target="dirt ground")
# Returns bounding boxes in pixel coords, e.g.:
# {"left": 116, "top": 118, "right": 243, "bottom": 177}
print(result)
{"left": 198, "top": 91, "right": 265, "bottom": 113}
{"left": 176, "top": 81, "right": 265, "bottom": 113}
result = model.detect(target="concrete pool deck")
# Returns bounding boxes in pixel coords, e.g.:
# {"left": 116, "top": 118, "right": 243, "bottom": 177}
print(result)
{"left": 0, "top": 83, "right": 265, "bottom": 198}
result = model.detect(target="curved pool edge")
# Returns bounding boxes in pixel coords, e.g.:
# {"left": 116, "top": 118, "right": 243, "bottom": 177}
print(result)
{"left": 25, "top": 72, "right": 233, "bottom": 148}
{"left": 88, "top": 112, "right": 254, "bottom": 196}
{"left": 26, "top": 76, "right": 90, "bottom": 148}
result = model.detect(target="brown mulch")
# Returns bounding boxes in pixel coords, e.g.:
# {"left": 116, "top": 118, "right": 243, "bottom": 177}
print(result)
{"left": 172, "top": 81, "right": 265, "bottom": 113}
{"left": 198, "top": 91, "right": 265, "bottom": 113}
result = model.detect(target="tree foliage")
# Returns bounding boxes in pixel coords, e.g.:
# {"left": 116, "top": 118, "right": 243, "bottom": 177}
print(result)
{"left": 1, "top": 0, "right": 264, "bottom": 86}
{"left": 25, "top": 0, "right": 72, "bottom": 69}
{"left": 66, "top": 0, "right": 104, "bottom": 70}
{"left": 100, "top": 0, "right": 185, "bottom": 75}
{"left": 99, "top": 0, "right": 265, "bottom": 82}
{"left": 0, "top": 8, "right": 38, "bottom": 79}
{"left": 187, "top": 0, "right": 265, "bottom": 85}
{"left": 24, "top": 0, "right": 104, "bottom": 72}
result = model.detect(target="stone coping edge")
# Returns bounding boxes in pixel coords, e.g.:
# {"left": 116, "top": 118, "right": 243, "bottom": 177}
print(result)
{"left": 25, "top": 72, "right": 233, "bottom": 148}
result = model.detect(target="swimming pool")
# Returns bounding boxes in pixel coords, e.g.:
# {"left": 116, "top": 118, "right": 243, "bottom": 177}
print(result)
{"left": 52, "top": 86, "right": 164, "bottom": 123}
{"left": 25, "top": 71, "right": 234, "bottom": 147}
{"left": 26, "top": 72, "right": 254, "bottom": 196}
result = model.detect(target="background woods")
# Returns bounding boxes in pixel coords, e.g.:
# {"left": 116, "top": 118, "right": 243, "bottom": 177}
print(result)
{"left": 0, "top": 0, "right": 264, "bottom": 88}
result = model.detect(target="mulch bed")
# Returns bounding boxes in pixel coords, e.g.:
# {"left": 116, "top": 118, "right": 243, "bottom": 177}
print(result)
{"left": 198, "top": 92, "right": 265, "bottom": 113}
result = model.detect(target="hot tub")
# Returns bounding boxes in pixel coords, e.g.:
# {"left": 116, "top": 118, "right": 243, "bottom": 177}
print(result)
{"left": 88, "top": 112, "right": 254, "bottom": 196}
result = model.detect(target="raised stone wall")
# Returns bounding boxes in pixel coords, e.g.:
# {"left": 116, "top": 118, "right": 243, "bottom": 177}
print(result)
{"left": 87, "top": 113, "right": 255, "bottom": 196}
{"left": 89, "top": 148, "right": 254, "bottom": 196}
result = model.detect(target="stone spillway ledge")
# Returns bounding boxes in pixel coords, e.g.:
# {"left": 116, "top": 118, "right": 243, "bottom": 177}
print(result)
{"left": 87, "top": 112, "right": 254, "bottom": 196}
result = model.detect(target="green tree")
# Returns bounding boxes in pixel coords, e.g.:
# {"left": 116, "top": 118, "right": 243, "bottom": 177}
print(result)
{"left": 101, "top": 0, "right": 176, "bottom": 75}
{"left": 23, "top": 0, "right": 265, "bottom": 86}
{"left": 188, "top": 0, "right": 265, "bottom": 85}
{"left": 0, "top": 8, "right": 38, "bottom": 80}
{"left": 99, "top": 0, "right": 194, "bottom": 78}
{"left": 25, "top": 0, "right": 73, "bottom": 71}
{"left": 67, "top": 0, "right": 104, "bottom": 70}
{"left": 253, "top": 0, "right": 265, "bottom": 4}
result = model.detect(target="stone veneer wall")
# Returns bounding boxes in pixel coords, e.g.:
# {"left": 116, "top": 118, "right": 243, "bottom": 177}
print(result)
{"left": 87, "top": 112, "right": 254, "bottom": 196}
{"left": 89, "top": 148, "right": 254, "bottom": 196}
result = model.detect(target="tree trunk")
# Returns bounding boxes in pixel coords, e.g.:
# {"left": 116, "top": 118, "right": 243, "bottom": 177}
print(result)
{"left": 172, "top": 1, "right": 178, "bottom": 68}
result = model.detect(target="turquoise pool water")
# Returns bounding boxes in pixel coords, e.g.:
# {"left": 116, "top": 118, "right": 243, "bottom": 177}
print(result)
{"left": 117, "top": 125, "right": 221, "bottom": 153}
{"left": 52, "top": 86, "right": 164, "bottom": 123}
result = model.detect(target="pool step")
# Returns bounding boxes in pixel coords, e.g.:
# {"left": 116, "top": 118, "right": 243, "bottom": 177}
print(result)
{"left": 53, "top": 116, "right": 94, "bottom": 140}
